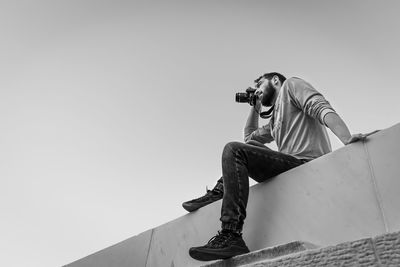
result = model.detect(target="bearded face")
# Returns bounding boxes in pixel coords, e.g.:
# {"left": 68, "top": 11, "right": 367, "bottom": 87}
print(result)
{"left": 260, "top": 79, "right": 276, "bottom": 107}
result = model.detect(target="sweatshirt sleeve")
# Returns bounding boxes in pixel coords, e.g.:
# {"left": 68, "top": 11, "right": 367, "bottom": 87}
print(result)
{"left": 288, "top": 78, "right": 336, "bottom": 125}
{"left": 244, "top": 121, "right": 274, "bottom": 144}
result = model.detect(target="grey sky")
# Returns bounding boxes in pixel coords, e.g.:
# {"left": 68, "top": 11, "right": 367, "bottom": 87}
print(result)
{"left": 1, "top": 1, "right": 399, "bottom": 266}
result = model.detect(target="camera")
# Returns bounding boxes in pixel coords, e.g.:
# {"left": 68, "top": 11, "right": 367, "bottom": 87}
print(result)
{"left": 235, "top": 87, "right": 258, "bottom": 106}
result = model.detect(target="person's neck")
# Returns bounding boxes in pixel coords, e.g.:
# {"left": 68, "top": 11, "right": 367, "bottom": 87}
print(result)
{"left": 270, "top": 87, "right": 280, "bottom": 105}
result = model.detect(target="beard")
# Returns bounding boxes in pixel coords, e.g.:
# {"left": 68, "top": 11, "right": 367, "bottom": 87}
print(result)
{"left": 260, "top": 80, "right": 276, "bottom": 107}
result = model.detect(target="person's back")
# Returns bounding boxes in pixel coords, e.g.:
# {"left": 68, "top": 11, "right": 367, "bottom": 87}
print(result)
{"left": 270, "top": 77, "right": 334, "bottom": 160}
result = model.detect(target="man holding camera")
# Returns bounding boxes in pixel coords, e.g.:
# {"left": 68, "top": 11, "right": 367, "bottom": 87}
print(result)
{"left": 184, "top": 72, "right": 368, "bottom": 261}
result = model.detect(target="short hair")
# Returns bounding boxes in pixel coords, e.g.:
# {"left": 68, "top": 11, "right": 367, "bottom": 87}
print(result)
{"left": 254, "top": 72, "right": 287, "bottom": 84}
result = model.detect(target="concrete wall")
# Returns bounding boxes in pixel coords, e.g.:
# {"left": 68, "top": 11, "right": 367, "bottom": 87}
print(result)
{"left": 64, "top": 123, "right": 400, "bottom": 267}
{"left": 64, "top": 229, "right": 153, "bottom": 267}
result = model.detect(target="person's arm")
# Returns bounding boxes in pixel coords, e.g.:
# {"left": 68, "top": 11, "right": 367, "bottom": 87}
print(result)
{"left": 244, "top": 104, "right": 260, "bottom": 138}
{"left": 324, "top": 112, "right": 379, "bottom": 144}
{"left": 244, "top": 101, "right": 274, "bottom": 143}
{"left": 289, "top": 78, "right": 370, "bottom": 145}
{"left": 323, "top": 112, "right": 352, "bottom": 145}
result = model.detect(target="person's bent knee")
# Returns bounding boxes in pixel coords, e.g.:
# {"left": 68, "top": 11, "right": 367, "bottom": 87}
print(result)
{"left": 245, "top": 140, "right": 263, "bottom": 146}
{"left": 222, "top": 141, "right": 243, "bottom": 158}
{"left": 245, "top": 140, "right": 271, "bottom": 149}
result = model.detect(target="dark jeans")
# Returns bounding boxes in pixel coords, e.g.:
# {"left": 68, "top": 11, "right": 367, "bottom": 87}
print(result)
{"left": 218, "top": 140, "right": 307, "bottom": 232}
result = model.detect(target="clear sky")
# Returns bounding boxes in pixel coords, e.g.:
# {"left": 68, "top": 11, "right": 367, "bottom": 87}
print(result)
{"left": 1, "top": 1, "right": 399, "bottom": 266}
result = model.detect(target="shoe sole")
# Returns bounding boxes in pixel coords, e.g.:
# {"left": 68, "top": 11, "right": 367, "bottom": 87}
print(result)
{"left": 189, "top": 246, "right": 250, "bottom": 261}
{"left": 182, "top": 197, "right": 223, "bottom": 212}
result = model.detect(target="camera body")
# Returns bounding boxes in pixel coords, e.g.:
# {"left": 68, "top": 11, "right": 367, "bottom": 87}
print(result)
{"left": 235, "top": 87, "right": 258, "bottom": 106}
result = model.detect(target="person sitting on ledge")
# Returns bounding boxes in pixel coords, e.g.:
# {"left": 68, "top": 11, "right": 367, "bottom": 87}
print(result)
{"left": 183, "top": 72, "right": 368, "bottom": 261}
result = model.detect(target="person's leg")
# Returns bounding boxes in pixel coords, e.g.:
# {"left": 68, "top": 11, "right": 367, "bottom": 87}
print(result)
{"left": 245, "top": 140, "right": 269, "bottom": 148}
{"left": 220, "top": 141, "right": 304, "bottom": 232}
{"left": 189, "top": 141, "right": 305, "bottom": 261}
{"left": 182, "top": 142, "right": 267, "bottom": 212}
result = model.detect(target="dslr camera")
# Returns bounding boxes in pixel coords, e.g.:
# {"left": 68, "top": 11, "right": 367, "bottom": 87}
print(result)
{"left": 235, "top": 87, "right": 258, "bottom": 106}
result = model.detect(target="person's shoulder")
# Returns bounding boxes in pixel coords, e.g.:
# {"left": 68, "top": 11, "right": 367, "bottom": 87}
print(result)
{"left": 286, "top": 77, "right": 306, "bottom": 85}
{"left": 282, "top": 77, "right": 305, "bottom": 91}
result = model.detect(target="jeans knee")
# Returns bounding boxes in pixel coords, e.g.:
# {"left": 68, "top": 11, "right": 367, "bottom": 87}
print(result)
{"left": 222, "top": 141, "right": 242, "bottom": 159}
{"left": 245, "top": 140, "right": 262, "bottom": 146}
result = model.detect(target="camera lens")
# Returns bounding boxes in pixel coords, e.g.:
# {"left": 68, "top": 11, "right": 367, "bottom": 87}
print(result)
{"left": 235, "top": 92, "right": 249, "bottom": 103}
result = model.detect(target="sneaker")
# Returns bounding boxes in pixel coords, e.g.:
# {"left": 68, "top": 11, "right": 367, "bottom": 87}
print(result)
{"left": 189, "top": 230, "right": 250, "bottom": 261}
{"left": 182, "top": 187, "right": 223, "bottom": 212}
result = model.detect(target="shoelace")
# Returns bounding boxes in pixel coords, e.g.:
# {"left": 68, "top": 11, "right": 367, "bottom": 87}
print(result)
{"left": 205, "top": 231, "right": 235, "bottom": 248}
{"left": 193, "top": 187, "right": 220, "bottom": 202}
{"left": 194, "top": 189, "right": 213, "bottom": 201}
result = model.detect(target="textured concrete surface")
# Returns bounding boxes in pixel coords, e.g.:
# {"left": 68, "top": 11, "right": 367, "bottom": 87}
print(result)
{"left": 238, "top": 231, "right": 400, "bottom": 267}
{"left": 251, "top": 238, "right": 378, "bottom": 266}
{"left": 64, "top": 123, "right": 400, "bottom": 267}
{"left": 202, "top": 241, "right": 318, "bottom": 267}
{"left": 373, "top": 231, "right": 400, "bottom": 266}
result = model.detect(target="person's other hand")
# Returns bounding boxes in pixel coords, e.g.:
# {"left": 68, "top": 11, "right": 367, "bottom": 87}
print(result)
{"left": 345, "top": 130, "right": 380, "bottom": 145}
